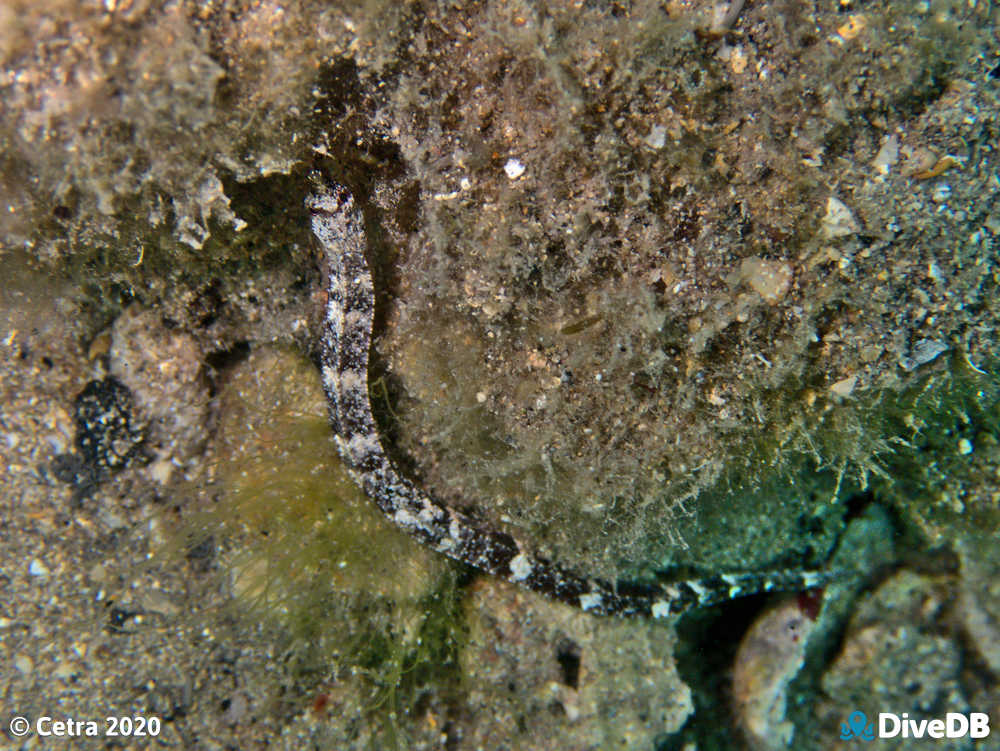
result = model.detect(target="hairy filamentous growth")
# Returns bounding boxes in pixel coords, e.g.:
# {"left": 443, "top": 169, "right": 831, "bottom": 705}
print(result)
{"left": 307, "top": 176, "right": 833, "bottom": 618}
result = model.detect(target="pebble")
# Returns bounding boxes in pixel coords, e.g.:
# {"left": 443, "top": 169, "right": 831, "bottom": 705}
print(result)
{"left": 821, "top": 196, "right": 860, "bottom": 239}
{"left": 503, "top": 158, "right": 525, "bottom": 179}
{"left": 871, "top": 133, "right": 899, "bottom": 176}
{"left": 829, "top": 374, "right": 858, "bottom": 397}
{"left": 14, "top": 654, "right": 34, "bottom": 674}
{"left": 900, "top": 338, "right": 948, "bottom": 371}
{"left": 645, "top": 125, "right": 667, "bottom": 149}
{"left": 740, "top": 257, "right": 793, "bottom": 304}
{"left": 931, "top": 183, "right": 952, "bottom": 203}
{"left": 29, "top": 558, "right": 50, "bottom": 577}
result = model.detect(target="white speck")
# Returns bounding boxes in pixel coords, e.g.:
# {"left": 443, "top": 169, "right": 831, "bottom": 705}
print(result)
{"left": 821, "top": 196, "right": 860, "bottom": 239}
{"left": 509, "top": 553, "right": 533, "bottom": 581}
{"left": 687, "top": 580, "right": 708, "bottom": 599}
{"left": 871, "top": 133, "right": 899, "bottom": 176}
{"left": 504, "top": 158, "right": 526, "bottom": 179}
{"left": 829, "top": 374, "right": 857, "bottom": 397}
{"left": 29, "top": 559, "right": 49, "bottom": 577}
{"left": 801, "top": 571, "right": 822, "bottom": 587}
{"left": 14, "top": 654, "right": 33, "bottom": 674}
{"left": 958, "top": 438, "right": 973, "bottom": 455}
{"left": 651, "top": 600, "right": 672, "bottom": 618}
{"left": 579, "top": 592, "right": 603, "bottom": 611}
{"left": 149, "top": 457, "right": 174, "bottom": 486}
{"left": 644, "top": 125, "right": 667, "bottom": 149}
{"left": 476, "top": 391, "right": 487, "bottom": 403}
{"left": 931, "top": 184, "right": 951, "bottom": 203}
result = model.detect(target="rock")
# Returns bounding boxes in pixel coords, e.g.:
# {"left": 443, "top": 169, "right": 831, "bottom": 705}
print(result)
{"left": 740, "top": 257, "right": 794, "bottom": 304}
{"left": 821, "top": 197, "right": 860, "bottom": 239}
{"left": 956, "top": 536, "right": 1000, "bottom": 673}
{"left": 458, "top": 577, "right": 692, "bottom": 750}
{"left": 731, "top": 596, "right": 819, "bottom": 750}
{"left": 109, "top": 305, "right": 209, "bottom": 463}
{"left": 812, "top": 571, "right": 969, "bottom": 750}
{"left": 52, "top": 376, "right": 147, "bottom": 496}
{"left": 14, "top": 654, "right": 33, "bottom": 674}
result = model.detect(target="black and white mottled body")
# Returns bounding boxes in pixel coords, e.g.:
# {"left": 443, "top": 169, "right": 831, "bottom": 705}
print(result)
{"left": 307, "top": 179, "right": 831, "bottom": 618}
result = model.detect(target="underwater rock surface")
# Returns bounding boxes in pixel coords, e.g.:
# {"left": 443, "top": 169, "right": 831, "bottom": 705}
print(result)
{"left": 1, "top": 0, "right": 998, "bottom": 748}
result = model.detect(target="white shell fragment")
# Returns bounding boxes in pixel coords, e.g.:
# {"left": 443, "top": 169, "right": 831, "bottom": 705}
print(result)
{"left": 821, "top": 196, "right": 860, "bottom": 239}
{"left": 872, "top": 134, "right": 899, "bottom": 176}
{"left": 900, "top": 339, "right": 949, "bottom": 371}
{"left": 504, "top": 158, "right": 526, "bottom": 179}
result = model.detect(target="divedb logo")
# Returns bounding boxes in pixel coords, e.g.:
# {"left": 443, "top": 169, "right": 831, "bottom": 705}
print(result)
{"left": 840, "top": 710, "right": 991, "bottom": 741}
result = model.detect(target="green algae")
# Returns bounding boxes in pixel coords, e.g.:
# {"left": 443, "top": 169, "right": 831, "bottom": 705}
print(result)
{"left": 174, "top": 345, "right": 466, "bottom": 744}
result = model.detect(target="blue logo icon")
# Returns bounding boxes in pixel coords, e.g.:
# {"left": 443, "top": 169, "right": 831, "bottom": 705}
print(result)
{"left": 840, "top": 710, "right": 876, "bottom": 741}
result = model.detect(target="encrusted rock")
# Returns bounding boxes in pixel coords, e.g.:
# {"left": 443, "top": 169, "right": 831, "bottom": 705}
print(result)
{"left": 458, "top": 577, "right": 692, "bottom": 749}
{"left": 109, "top": 305, "right": 209, "bottom": 464}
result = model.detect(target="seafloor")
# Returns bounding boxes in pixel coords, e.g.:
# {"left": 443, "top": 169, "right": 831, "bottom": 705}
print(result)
{"left": 1, "top": 1, "right": 998, "bottom": 749}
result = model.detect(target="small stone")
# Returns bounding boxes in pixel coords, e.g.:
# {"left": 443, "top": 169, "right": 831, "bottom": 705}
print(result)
{"left": 860, "top": 345, "right": 883, "bottom": 363}
{"left": 29, "top": 558, "right": 50, "bottom": 577}
{"left": 900, "top": 339, "right": 948, "bottom": 371}
{"left": 14, "top": 654, "right": 33, "bottom": 674}
{"left": 149, "top": 457, "right": 174, "bottom": 485}
{"left": 871, "top": 134, "right": 899, "bottom": 176}
{"left": 958, "top": 438, "right": 973, "bottom": 455}
{"left": 740, "top": 257, "right": 793, "bottom": 304}
{"left": 931, "top": 183, "right": 951, "bottom": 203}
{"left": 221, "top": 692, "right": 249, "bottom": 726}
{"left": 829, "top": 374, "right": 858, "bottom": 397}
{"left": 729, "top": 46, "right": 748, "bottom": 74}
{"left": 139, "top": 589, "right": 181, "bottom": 618}
{"left": 644, "top": 125, "right": 667, "bottom": 149}
{"left": 821, "top": 196, "right": 860, "bottom": 239}
{"left": 503, "top": 158, "right": 526, "bottom": 179}
{"left": 819, "top": 571, "right": 962, "bottom": 737}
